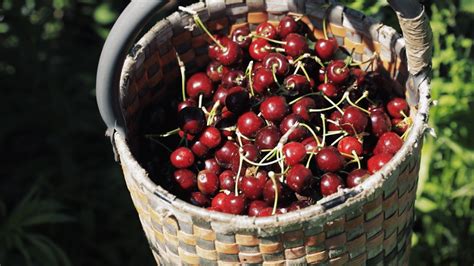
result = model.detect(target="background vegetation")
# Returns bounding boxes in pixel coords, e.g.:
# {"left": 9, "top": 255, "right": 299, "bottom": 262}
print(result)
{"left": 0, "top": 0, "right": 472, "bottom": 265}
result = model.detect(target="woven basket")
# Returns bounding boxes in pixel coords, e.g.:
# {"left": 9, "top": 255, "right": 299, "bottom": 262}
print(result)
{"left": 96, "top": 0, "right": 432, "bottom": 264}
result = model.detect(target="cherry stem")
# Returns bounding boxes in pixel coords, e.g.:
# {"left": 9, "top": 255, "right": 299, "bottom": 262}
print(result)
{"left": 246, "top": 61, "right": 255, "bottom": 96}
{"left": 176, "top": 52, "right": 186, "bottom": 101}
{"left": 207, "top": 101, "right": 220, "bottom": 126}
{"left": 312, "top": 56, "right": 325, "bottom": 68}
{"left": 145, "top": 136, "right": 173, "bottom": 153}
{"left": 146, "top": 128, "right": 180, "bottom": 138}
{"left": 268, "top": 171, "right": 279, "bottom": 215}
{"left": 329, "top": 132, "right": 347, "bottom": 147}
{"left": 322, "top": 17, "right": 329, "bottom": 40}
{"left": 300, "top": 63, "right": 311, "bottom": 82}
{"left": 325, "top": 130, "right": 346, "bottom": 136}
{"left": 255, "top": 149, "right": 277, "bottom": 173}
{"left": 300, "top": 123, "right": 322, "bottom": 147}
{"left": 198, "top": 94, "right": 203, "bottom": 108}
{"left": 354, "top": 91, "right": 369, "bottom": 105}
{"left": 309, "top": 92, "right": 348, "bottom": 113}
{"left": 401, "top": 111, "right": 409, "bottom": 119}
{"left": 350, "top": 52, "right": 378, "bottom": 67}
{"left": 346, "top": 94, "right": 370, "bottom": 114}
{"left": 252, "top": 34, "right": 287, "bottom": 45}
{"left": 289, "top": 92, "right": 321, "bottom": 105}
{"left": 293, "top": 53, "right": 311, "bottom": 64}
{"left": 325, "top": 94, "right": 345, "bottom": 114}
{"left": 293, "top": 61, "right": 301, "bottom": 75}
{"left": 320, "top": 114, "right": 327, "bottom": 147}
{"left": 306, "top": 151, "right": 316, "bottom": 168}
{"left": 352, "top": 150, "right": 361, "bottom": 169}
{"left": 242, "top": 154, "right": 284, "bottom": 167}
{"left": 179, "top": 7, "right": 226, "bottom": 51}
{"left": 271, "top": 64, "right": 280, "bottom": 86}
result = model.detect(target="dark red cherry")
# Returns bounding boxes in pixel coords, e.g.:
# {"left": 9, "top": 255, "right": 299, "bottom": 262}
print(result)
{"left": 191, "top": 140, "right": 209, "bottom": 158}
{"left": 213, "top": 86, "right": 228, "bottom": 105}
{"left": 278, "top": 16, "right": 299, "bottom": 39}
{"left": 240, "top": 176, "right": 264, "bottom": 200}
{"left": 208, "top": 35, "right": 227, "bottom": 60}
{"left": 206, "top": 61, "right": 229, "bottom": 82}
{"left": 302, "top": 136, "right": 320, "bottom": 153}
{"left": 215, "top": 141, "right": 239, "bottom": 168}
{"left": 222, "top": 70, "right": 245, "bottom": 88}
{"left": 186, "top": 72, "right": 213, "bottom": 99}
{"left": 283, "top": 142, "right": 306, "bottom": 166}
{"left": 318, "top": 83, "right": 339, "bottom": 97}
{"left": 253, "top": 68, "right": 275, "bottom": 94}
{"left": 222, "top": 194, "right": 246, "bottom": 215}
{"left": 255, "top": 126, "right": 281, "bottom": 150}
{"left": 370, "top": 110, "right": 392, "bottom": 137}
{"left": 190, "top": 192, "right": 210, "bottom": 207}
{"left": 279, "top": 114, "right": 308, "bottom": 141}
{"left": 237, "top": 111, "right": 264, "bottom": 137}
{"left": 392, "top": 118, "right": 409, "bottom": 135}
{"left": 341, "top": 106, "right": 368, "bottom": 134}
{"left": 204, "top": 158, "right": 222, "bottom": 175}
{"left": 170, "top": 147, "right": 195, "bottom": 168}
{"left": 284, "top": 74, "right": 310, "bottom": 95}
{"left": 286, "top": 164, "right": 312, "bottom": 193}
{"left": 248, "top": 200, "right": 268, "bottom": 216}
{"left": 387, "top": 98, "right": 409, "bottom": 118}
{"left": 288, "top": 200, "right": 311, "bottom": 212}
{"left": 257, "top": 207, "right": 273, "bottom": 217}
{"left": 211, "top": 192, "right": 228, "bottom": 211}
{"left": 178, "top": 130, "right": 195, "bottom": 141}
{"left": 314, "top": 38, "right": 338, "bottom": 61}
{"left": 199, "top": 127, "right": 222, "bottom": 149}
{"left": 318, "top": 67, "right": 326, "bottom": 82}
{"left": 337, "top": 136, "right": 363, "bottom": 157}
{"left": 173, "top": 169, "right": 196, "bottom": 191}
{"left": 367, "top": 153, "right": 393, "bottom": 174}
{"left": 263, "top": 179, "right": 282, "bottom": 205}
{"left": 216, "top": 38, "right": 242, "bottom": 66}
{"left": 219, "top": 170, "right": 235, "bottom": 191}
{"left": 316, "top": 147, "right": 345, "bottom": 172}
{"left": 320, "top": 173, "right": 344, "bottom": 196}
{"left": 260, "top": 96, "right": 289, "bottom": 122}
{"left": 241, "top": 144, "right": 260, "bottom": 162}
{"left": 374, "top": 132, "right": 403, "bottom": 155}
{"left": 249, "top": 38, "right": 271, "bottom": 61}
{"left": 178, "top": 107, "right": 206, "bottom": 135}
{"left": 256, "top": 22, "right": 277, "bottom": 39}
{"left": 351, "top": 68, "right": 366, "bottom": 86}
{"left": 197, "top": 170, "right": 219, "bottom": 195}
{"left": 346, "top": 169, "right": 370, "bottom": 188}
{"left": 263, "top": 53, "right": 289, "bottom": 76}
{"left": 328, "top": 110, "right": 343, "bottom": 131}
{"left": 225, "top": 89, "right": 250, "bottom": 115}
{"left": 284, "top": 33, "right": 309, "bottom": 57}
{"left": 177, "top": 99, "right": 197, "bottom": 112}
{"left": 231, "top": 25, "right": 251, "bottom": 48}
{"left": 327, "top": 60, "right": 350, "bottom": 85}
{"left": 292, "top": 97, "right": 316, "bottom": 121}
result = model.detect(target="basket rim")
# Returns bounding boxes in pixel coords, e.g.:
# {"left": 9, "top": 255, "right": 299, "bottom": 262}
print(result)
{"left": 114, "top": 2, "right": 431, "bottom": 230}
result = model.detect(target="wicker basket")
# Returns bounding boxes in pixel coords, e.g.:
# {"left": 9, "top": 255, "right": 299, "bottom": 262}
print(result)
{"left": 96, "top": 0, "right": 432, "bottom": 264}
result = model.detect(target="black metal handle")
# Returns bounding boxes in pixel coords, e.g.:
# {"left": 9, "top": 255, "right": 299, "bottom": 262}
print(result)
{"left": 96, "top": 0, "right": 178, "bottom": 136}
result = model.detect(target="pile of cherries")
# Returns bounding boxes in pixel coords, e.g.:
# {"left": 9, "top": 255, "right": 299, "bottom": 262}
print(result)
{"left": 156, "top": 12, "right": 411, "bottom": 216}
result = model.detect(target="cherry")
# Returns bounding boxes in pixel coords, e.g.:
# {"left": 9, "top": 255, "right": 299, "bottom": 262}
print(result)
{"left": 314, "top": 38, "right": 338, "bottom": 61}
{"left": 199, "top": 127, "right": 222, "bottom": 149}
{"left": 284, "top": 33, "right": 309, "bottom": 57}
{"left": 206, "top": 61, "right": 229, "bottom": 82}
{"left": 191, "top": 140, "right": 209, "bottom": 158}
{"left": 241, "top": 144, "right": 260, "bottom": 162}
{"left": 284, "top": 74, "right": 310, "bottom": 95}
{"left": 286, "top": 164, "right": 312, "bottom": 193}
{"left": 197, "top": 170, "right": 219, "bottom": 195}
{"left": 186, "top": 72, "right": 213, "bottom": 99}
{"left": 283, "top": 142, "right": 306, "bottom": 166}
{"left": 337, "top": 136, "right": 363, "bottom": 157}
{"left": 374, "top": 132, "right": 403, "bottom": 155}
{"left": 215, "top": 141, "right": 239, "bottom": 168}
{"left": 178, "top": 130, "right": 195, "bottom": 141}
{"left": 170, "top": 147, "right": 195, "bottom": 168}
{"left": 204, "top": 158, "right": 222, "bottom": 175}
{"left": 318, "top": 67, "right": 326, "bottom": 82}
{"left": 248, "top": 200, "right": 268, "bottom": 216}
{"left": 320, "top": 173, "right": 344, "bottom": 196}
{"left": 327, "top": 60, "right": 350, "bottom": 85}
{"left": 302, "top": 136, "right": 320, "bottom": 153}
{"left": 208, "top": 35, "right": 227, "bottom": 60}
{"left": 367, "top": 153, "right": 393, "bottom": 174}
{"left": 370, "top": 110, "right": 392, "bottom": 137}
{"left": 328, "top": 110, "right": 343, "bottom": 131}
{"left": 211, "top": 192, "right": 227, "bottom": 211}
{"left": 346, "top": 169, "right": 370, "bottom": 188}
{"left": 341, "top": 106, "right": 368, "bottom": 134}
{"left": 237, "top": 111, "right": 264, "bottom": 137}
{"left": 288, "top": 200, "right": 311, "bottom": 212}
{"left": 216, "top": 38, "right": 242, "bottom": 66}
{"left": 257, "top": 207, "right": 273, "bottom": 217}
{"left": 222, "top": 70, "right": 245, "bottom": 88}
{"left": 351, "top": 68, "right": 366, "bottom": 86}
{"left": 240, "top": 176, "right": 264, "bottom": 200}
{"left": 190, "top": 192, "right": 210, "bottom": 207}
{"left": 255, "top": 126, "right": 281, "bottom": 150}
{"left": 219, "top": 170, "right": 235, "bottom": 191}
{"left": 278, "top": 16, "right": 299, "bottom": 39}
{"left": 249, "top": 38, "right": 271, "bottom": 61}
{"left": 292, "top": 97, "right": 316, "bottom": 121}
{"left": 178, "top": 107, "right": 206, "bottom": 135}
{"left": 260, "top": 96, "right": 289, "bottom": 122}
{"left": 263, "top": 179, "right": 282, "bottom": 205}
{"left": 253, "top": 68, "right": 275, "bottom": 94}
{"left": 318, "top": 83, "right": 339, "bottom": 98}
{"left": 231, "top": 25, "right": 251, "bottom": 48}
{"left": 256, "top": 22, "right": 277, "bottom": 39}
{"left": 387, "top": 97, "right": 409, "bottom": 118}
{"left": 280, "top": 114, "right": 308, "bottom": 141}
{"left": 316, "top": 147, "right": 345, "bottom": 172}
{"left": 263, "top": 53, "right": 289, "bottom": 76}
{"left": 177, "top": 99, "right": 197, "bottom": 112}
{"left": 173, "top": 169, "right": 196, "bottom": 191}
{"left": 222, "top": 194, "right": 247, "bottom": 215}
{"left": 392, "top": 118, "right": 409, "bottom": 135}
{"left": 225, "top": 89, "right": 250, "bottom": 115}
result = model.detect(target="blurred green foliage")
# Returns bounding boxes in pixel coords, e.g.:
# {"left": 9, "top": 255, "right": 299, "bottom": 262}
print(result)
{"left": 0, "top": 0, "right": 472, "bottom": 265}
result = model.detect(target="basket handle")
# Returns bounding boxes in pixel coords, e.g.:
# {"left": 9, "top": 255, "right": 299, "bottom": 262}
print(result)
{"left": 96, "top": 0, "right": 178, "bottom": 137}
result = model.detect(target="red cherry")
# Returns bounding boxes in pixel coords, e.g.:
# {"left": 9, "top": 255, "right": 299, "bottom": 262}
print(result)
{"left": 256, "top": 22, "right": 277, "bottom": 39}
{"left": 173, "top": 169, "right": 196, "bottom": 191}
{"left": 301, "top": 136, "right": 320, "bottom": 153}
{"left": 314, "top": 38, "right": 338, "bottom": 61}
{"left": 249, "top": 38, "right": 271, "bottom": 61}
{"left": 241, "top": 144, "right": 260, "bottom": 162}
{"left": 225, "top": 89, "right": 250, "bottom": 115}
{"left": 248, "top": 200, "right": 268, "bottom": 216}
{"left": 263, "top": 53, "right": 289, "bottom": 76}
{"left": 211, "top": 192, "right": 227, "bottom": 211}
{"left": 327, "top": 60, "right": 349, "bottom": 85}
{"left": 170, "top": 147, "right": 195, "bottom": 168}
{"left": 320, "top": 173, "right": 344, "bottom": 196}
{"left": 260, "top": 96, "right": 289, "bottom": 122}
{"left": 231, "top": 25, "right": 251, "bottom": 48}
{"left": 240, "top": 176, "right": 264, "bottom": 200}
{"left": 286, "top": 164, "right": 312, "bottom": 193}
{"left": 263, "top": 179, "right": 282, "bottom": 205}
{"left": 221, "top": 70, "right": 245, "bottom": 88}
{"left": 284, "top": 74, "right": 310, "bottom": 95}
{"left": 199, "top": 127, "right": 222, "bottom": 149}
{"left": 317, "top": 83, "right": 339, "bottom": 97}
{"left": 253, "top": 68, "right": 275, "bottom": 94}
{"left": 178, "top": 130, "right": 195, "bottom": 141}
{"left": 257, "top": 207, "right": 273, "bottom": 217}
{"left": 191, "top": 140, "right": 209, "bottom": 158}
{"left": 222, "top": 194, "right": 247, "bottom": 215}
{"left": 178, "top": 107, "right": 206, "bottom": 135}
{"left": 197, "top": 170, "right": 219, "bottom": 195}
{"left": 288, "top": 200, "right": 311, "bottom": 212}
{"left": 237, "top": 111, "right": 264, "bottom": 137}
{"left": 190, "top": 192, "right": 210, "bottom": 207}
{"left": 374, "top": 132, "right": 403, "bottom": 155}
{"left": 351, "top": 68, "right": 366, "bottom": 86}
{"left": 283, "top": 142, "right": 306, "bottom": 166}
{"left": 279, "top": 114, "right": 308, "bottom": 141}
{"left": 387, "top": 98, "right": 409, "bottom": 118}
{"left": 318, "top": 67, "right": 326, "bottom": 82}
{"left": 219, "top": 170, "right": 235, "bottom": 191}
{"left": 278, "top": 16, "right": 299, "bottom": 39}
{"left": 316, "top": 147, "right": 345, "bottom": 172}
{"left": 177, "top": 99, "right": 197, "bottom": 112}
{"left": 370, "top": 110, "right": 392, "bottom": 137}
{"left": 346, "top": 169, "right": 370, "bottom": 188}
{"left": 255, "top": 126, "right": 281, "bottom": 150}
{"left": 367, "top": 153, "right": 393, "bottom": 174}
{"left": 186, "top": 72, "right": 213, "bottom": 99}
{"left": 392, "top": 118, "right": 409, "bottom": 135}
{"left": 292, "top": 97, "right": 316, "bottom": 121}
{"left": 216, "top": 38, "right": 242, "bottom": 66}
{"left": 206, "top": 61, "right": 229, "bottom": 82}
{"left": 215, "top": 141, "right": 239, "bottom": 168}
{"left": 284, "top": 33, "right": 309, "bottom": 57}
{"left": 341, "top": 106, "right": 368, "bottom": 134}
{"left": 328, "top": 110, "right": 343, "bottom": 131}
{"left": 208, "top": 35, "right": 227, "bottom": 60}
{"left": 204, "top": 158, "right": 222, "bottom": 175}
{"left": 337, "top": 136, "right": 363, "bottom": 157}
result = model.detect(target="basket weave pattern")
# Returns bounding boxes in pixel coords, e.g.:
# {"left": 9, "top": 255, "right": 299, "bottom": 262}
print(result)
{"left": 114, "top": 0, "right": 429, "bottom": 265}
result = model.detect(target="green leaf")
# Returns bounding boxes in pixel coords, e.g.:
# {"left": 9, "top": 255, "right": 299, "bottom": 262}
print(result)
{"left": 415, "top": 198, "right": 438, "bottom": 213}
{"left": 21, "top": 213, "right": 74, "bottom": 227}
{"left": 94, "top": 3, "right": 117, "bottom": 25}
